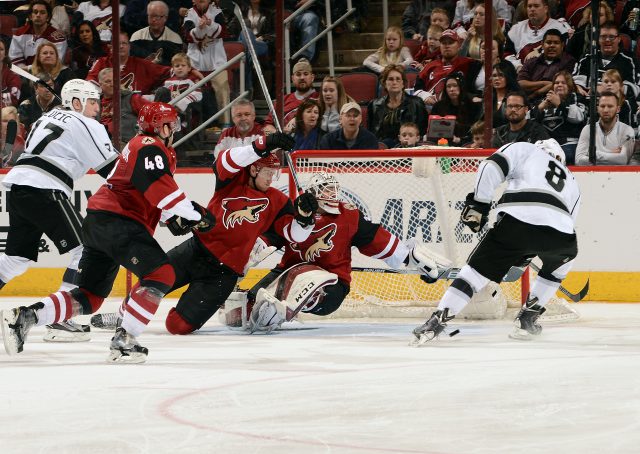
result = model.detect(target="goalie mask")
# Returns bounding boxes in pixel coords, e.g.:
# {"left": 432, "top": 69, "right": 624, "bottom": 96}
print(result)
{"left": 307, "top": 172, "right": 340, "bottom": 214}
{"left": 535, "top": 139, "right": 566, "bottom": 165}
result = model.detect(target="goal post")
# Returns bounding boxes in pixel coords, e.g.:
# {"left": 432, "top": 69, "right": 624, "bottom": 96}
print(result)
{"left": 289, "top": 147, "right": 529, "bottom": 318}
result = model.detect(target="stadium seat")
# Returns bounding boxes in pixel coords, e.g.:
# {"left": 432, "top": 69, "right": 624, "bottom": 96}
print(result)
{"left": 406, "top": 71, "right": 418, "bottom": 89}
{"left": 615, "top": 0, "right": 625, "bottom": 26}
{"left": 620, "top": 33, "right": 632, "bottom": 53}
{"left": 404, "top": 39, "right": 421, "bottom": 58}
{"left": 339, "top": 72, "right": 379, "bottom": 104}
{"left": 0, "top": 14, "right": 17, "bottom": 35}
{"left": 223, "top": 41, "right": 246, "bottom": 97}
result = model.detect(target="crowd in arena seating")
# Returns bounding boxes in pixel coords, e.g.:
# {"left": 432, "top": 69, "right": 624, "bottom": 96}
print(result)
{"left": 1, "top": 0, "right": 640, "bottom": 166}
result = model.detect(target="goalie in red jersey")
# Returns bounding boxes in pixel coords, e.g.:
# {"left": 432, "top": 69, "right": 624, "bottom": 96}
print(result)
{"left": 237, "top": 172, "right": 450, "bottom": 333}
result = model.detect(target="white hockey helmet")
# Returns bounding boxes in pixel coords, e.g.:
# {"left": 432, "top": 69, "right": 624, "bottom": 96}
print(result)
{"left": 535, "top": 139, "right": 566, "bottom": 165}
{"left": 307, "top": 172, "right": 341, "bottom": 214}
{"left": 61, "top": 79, "right": 102, "bottom": 113}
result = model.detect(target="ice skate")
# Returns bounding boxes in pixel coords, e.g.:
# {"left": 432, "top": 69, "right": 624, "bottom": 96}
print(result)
{"left": 509, "top": 297, "right": 546, "bottom": 341}
{"left": 410, "top": 309, "right": 454, "bottom": 347}
{"left": 43, "top": 319, "right": 90, "bottom": 342}
{"left": 90, "top": 312, "right": 121, "bottom": 330}
{"left": 1, "top": 306, "right": 38, "bottom": 355}
{"left": 108, "top": 327, "right": 148, "bottom": 364}
{"left": 248, "top": 288, "right": 284, "bottom": 334}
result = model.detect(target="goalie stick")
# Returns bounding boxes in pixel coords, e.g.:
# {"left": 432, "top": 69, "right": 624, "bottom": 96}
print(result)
{"left": 528, "top": 262, "right": 590, "bottom": 302}
{"left": 351, "top": 264, "right": 526, "bottom": 283}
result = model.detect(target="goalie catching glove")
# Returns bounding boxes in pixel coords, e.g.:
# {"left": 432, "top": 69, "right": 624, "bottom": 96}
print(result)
{"left": 252, "top": 132, "right": 296, "bottom": 157}
{"left": 294, "top": 192, "right": 319, "bottom": 227}
{"left": 166, "top": 202, "right": 216, "bottom": 236}
{"left": 460, "top": 192, "right": 490, "bottom": 233}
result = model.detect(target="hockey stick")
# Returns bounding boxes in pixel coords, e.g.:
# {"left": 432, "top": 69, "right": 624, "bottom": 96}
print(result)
{"left": 1, "top": 119, "right": 17, "bottom": 167}
{"left": 528, "top": 262, "right": 590, "bottom": 302}
{"left": 351, "top": 264, "right": 526, "bottom": 283}
{"left": 7, "top": 62, "right": 62, "bottom": 102}
{"left": 233, "top": 4, "right": 305, "bottom": 194}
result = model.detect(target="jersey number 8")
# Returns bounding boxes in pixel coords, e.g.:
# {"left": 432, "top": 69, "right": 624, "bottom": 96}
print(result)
{"left": 544, "top": 161, "right": 566, "bottom": 192}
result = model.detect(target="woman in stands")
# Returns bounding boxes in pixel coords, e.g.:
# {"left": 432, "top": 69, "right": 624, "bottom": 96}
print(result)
{"left": 597, "top": 69, "right": 639, "bottom": 132}
{"left": 567, "top": 2, "right": 615, "bottom": 57}
{"left": 530, "top": 70, "right": 587, "bottom": 165}
{"left": 431, "top": 73, "right": 481, "bottom": 145}
{"left": 30, "top": 41, "right": 75, "bottom": 96}
{"left": 488, "top": 60, "right": 520, "bottom": 128}
{"left": 466, "top": 38, "right": 505, "bottom": 98}
{"left": 70, "top": 20, "right": 108, "bottom": 79}
{"left": 318, "top": 76, "right": 353, "bottom": 133}
{"left": 363, "top": 26, "right": 414, "bottom": 75}
{"left": 291, "top": 98, "right": 325, "bottom": 150}
{"left": 367, "top": 65, "right": 427, "bottom": 148}
{"left": 459, "top": 4, "right": 505, "bottom": 60}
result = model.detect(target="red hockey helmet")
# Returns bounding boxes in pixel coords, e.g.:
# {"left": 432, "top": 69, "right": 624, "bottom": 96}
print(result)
{"left": 137, "top": 102, "right": 181, "bottom": 135}
{"left": 253, "top": 153, "right": 281, "bottom": 170}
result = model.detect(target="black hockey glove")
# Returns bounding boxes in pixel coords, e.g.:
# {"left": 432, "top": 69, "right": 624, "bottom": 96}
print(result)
{"left": 191, "top": 201, "right": 216, "bottom": 233}
{"left": 294, "top": 192, "right": 319, "bottom": 227}
{"left": 166, "top": 215, "right": 192, "bottom": 236}
{"left": 252, "top": 132, "right": 296, "bottom": 157}
{"left": 460, "top": 192, "right": 490, "bottom": 233}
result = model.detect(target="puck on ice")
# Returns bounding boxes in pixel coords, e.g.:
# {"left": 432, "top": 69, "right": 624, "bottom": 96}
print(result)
{"left": 449, "top": 329, "right": 460, "bottom": 337}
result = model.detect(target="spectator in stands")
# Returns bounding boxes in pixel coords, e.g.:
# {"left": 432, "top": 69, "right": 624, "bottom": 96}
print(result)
{"left": 9, "top": 0, "right": 68, "bottom": 69}
{"left": 319, "top": 102, "right": 379, "bottom": 150}
{"left": 318, "top": 76, "right": 353, "bottom": 133}
{"left": 530, "top": 70, "right": 586, "bottom": 165}
{"left": 431, "top": 73, "right": 481, "bottom": 145}
{"left": 459, "top": 4, "right": 505, "bottom": 60}
{"left": 238, "top": 0, "right": 275, "bottom": 94}
{"left": 362, "top": 26, "right": 414, "bottom": 75}
{"left": 492, "top": 91, "right": 549, "bottom": 147}
{"left": 597, "top": 69, "right": 639, "bottom": 132}
{"left": 70, "top": 20, "right": 108, "bottom": 79}
{"left": 97, "top": 67, "right": 151, "bottom": 146}
{"left": 291, "top": 98, "right": 324, "bottom": 150}
{"left": 284, "top": 0, "right": 321, "bottom": 62}
{"left": 573, "top": 22, "right": 640, "bottom": 99}
{"left": 429, "top": 7, "right": 452, "bottom": 31}
{"left": 505, "top": 0, "right": 571, "bottom": 70}
{"left": 567, "top": 2, "right": 614, "bottom": 57}
{"left": 157, "top": 53, "right": 203, "bottom": 116}
{"left": 488, "top": 60, "right": 520, "bottom": 128}
{"left": 367, "top": 65, "right": 428, "bottom": 148}
{"left": 0, "top": 40, "right": 21, "bottom": 108}
{"left": 122, "top": 0, "right": 190, "bottom": 36}
{"left": 620, "top": 1, "right": 640, "bottom": 40}
{"left": 213, "top": 99, "right": 263, "bottom": 157}
{"left": 183, "top": 0, "right": 231, "bottom": 126}
{"left": 414, "top": 29, "right": 477, "bottom": 106}
{"left": 30, "top": 41, "right": 75, "bottom": 96}
{"left": 17, "top": 73, "right": 60, "bottom": 132}
{"left": 467, "top": 38, "right": 505, "bottom": 98}
{"left": 453, "top": 0, "right": 511, "bottom": 29}
{"left": 87, "top": 31, "right": 171, "bottom": 95}
{"left": 0, "top": 106, "right": 26, "bottom": 165}
{"left": 402, "top": 2, "right": 453, "bottom": 41}
{"left": 563, "top": 0, "right": 591, "bottom": 28}
{"left": 517, "top": 29, "right": 575, "bottom": 104}
{"left": 263, "top": 58, "right": 319, "bottom": 134}
{"left": 467, "top": 120, "right": 487, "bottom": 148}
{"left": 575, "top": 92, "right": 636, "bottom": 165}
{"left": 72, "top": 0, "right": 126, "bottom": 43}
{"left": 42, "top": 0, "right": 70, "bottom": 36}
{"left": 396, "top": 122, "right": 421, "bottom": 147}
{"left": 411, "top": 24, "right": 443, "bottom": 72}
{"left": 130, "top": 1, "right": 183, "bottom": 67}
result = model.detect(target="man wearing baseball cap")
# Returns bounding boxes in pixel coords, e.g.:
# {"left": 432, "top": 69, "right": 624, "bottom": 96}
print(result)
{"left": 319, "top": 102, "right": 379, "bottom": 150}
{"left": 414, "top": 29, "right": 478, "bottom": 106}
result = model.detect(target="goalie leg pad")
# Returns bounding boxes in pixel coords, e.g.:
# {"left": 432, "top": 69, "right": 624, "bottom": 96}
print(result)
{"left": 218, "top": 291, "right": 252, "bottom": 329}
{"left": 248, "top": 288, "right": 286, "bottom": 334}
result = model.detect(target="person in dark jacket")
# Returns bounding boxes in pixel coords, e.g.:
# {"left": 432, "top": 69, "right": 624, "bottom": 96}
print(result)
{"left": 319, "top": 102, "right": 379, "bottom": 150}
{"left": 291, "top": 98, "right": 325, "bottom": 150}
{"left": 492, "top": 91, "right": 550, "bottom": 148}
{"left": 430, "top": 72, "right": 481, "bottom": 145}
{"left": 367, "top": 64, "right": 427, "bottom": 148}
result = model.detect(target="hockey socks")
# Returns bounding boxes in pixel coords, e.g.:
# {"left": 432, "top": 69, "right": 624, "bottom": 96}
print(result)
{"left": 32, "top": 291, "right": 82, "bottom": 326}
{"left": 120, "top": 285, "right": 163, "bottom": 337}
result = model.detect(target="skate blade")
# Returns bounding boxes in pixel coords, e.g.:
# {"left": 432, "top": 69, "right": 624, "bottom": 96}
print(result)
{"left": 107, "top": 348, "right": 148, "bottom": 364}
{"left": 90, "top": 314, "right": 120, "bottom": 330}
{"left": 43, "top": 328, "right": 91, "bottom": 343}
{"left": 508, "top": 328, "right": 535, "bottom": 341}
{"left": 1, "top": 309, "right": 21, "bottom": 355}
{"left": 408, "top": 332, "right": 435, "bottom": 347}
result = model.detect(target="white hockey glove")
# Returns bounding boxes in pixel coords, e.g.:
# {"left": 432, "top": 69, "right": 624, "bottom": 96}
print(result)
{"left": 407, "top": 243, "right": 452, "bottom": 284}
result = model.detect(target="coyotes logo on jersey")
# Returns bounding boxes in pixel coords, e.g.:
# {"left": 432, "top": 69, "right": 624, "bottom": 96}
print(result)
{"left": 221, "top": 196, "right": 269, "bottom": 229}
{"left": 291, "top": 223, "right": 337, "bottom": 261}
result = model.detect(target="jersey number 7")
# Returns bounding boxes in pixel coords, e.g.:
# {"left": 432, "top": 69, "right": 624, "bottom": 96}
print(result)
{"left": 24, "top": 121, "right": 64, "bottom": 155}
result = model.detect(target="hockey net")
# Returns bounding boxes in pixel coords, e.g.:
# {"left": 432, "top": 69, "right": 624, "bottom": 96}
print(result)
{"left": 289, "top": 148, "right": 578, "bottom": 321}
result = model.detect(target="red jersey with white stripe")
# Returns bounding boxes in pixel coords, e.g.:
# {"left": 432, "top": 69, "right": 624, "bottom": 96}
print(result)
{"left": 88, "top": 134, "right": 198, "bottom": 234}
{"left": 278, "top": 202, "right": 404, "bottom": 284}
{"left": 87, "top": 55, "right": 171, "bottom": 95}
{"left": 195, "top": 145, "right": 308, "bottom": 275}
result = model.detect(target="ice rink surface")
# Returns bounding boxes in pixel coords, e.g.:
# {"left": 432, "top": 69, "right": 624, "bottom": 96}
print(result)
{"left": 1, "top": 298, "right": 639, "bottom": 454}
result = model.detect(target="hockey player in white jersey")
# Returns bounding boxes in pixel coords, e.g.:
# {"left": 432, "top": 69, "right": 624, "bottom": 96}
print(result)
{"left": 0, "top": 79, "right": 118, "bottom": 341}
{"left": 412, "top": 139, "right": 581, "bottom": 344}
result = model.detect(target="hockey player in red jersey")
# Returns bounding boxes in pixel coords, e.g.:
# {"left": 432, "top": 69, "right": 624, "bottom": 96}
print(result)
{"left": 243, "top": 172, "right": 446, "bottom": 332}
{"left": 90, "top": 132, "right": 320, "bottom": 336}
{"left": 1, "top": 102, "right": 214, "bottom": 363}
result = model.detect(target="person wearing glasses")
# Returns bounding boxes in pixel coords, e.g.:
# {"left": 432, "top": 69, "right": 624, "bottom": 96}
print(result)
{"left": 492, "top": 91, "right": 549, "bottom": 148}
{"left": 130, "top": 0, "right": 183, "bottom": 67}
{"left": 573, "top": 22, "right": 640, "bottom": 99}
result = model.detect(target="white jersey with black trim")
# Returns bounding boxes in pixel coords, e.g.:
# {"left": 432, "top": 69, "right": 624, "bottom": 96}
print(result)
{"left": 3, "top": 108, "right": 118, "bottom": 196}
{"left": 474, "top": 142, "right": 581, "bottom": 234}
